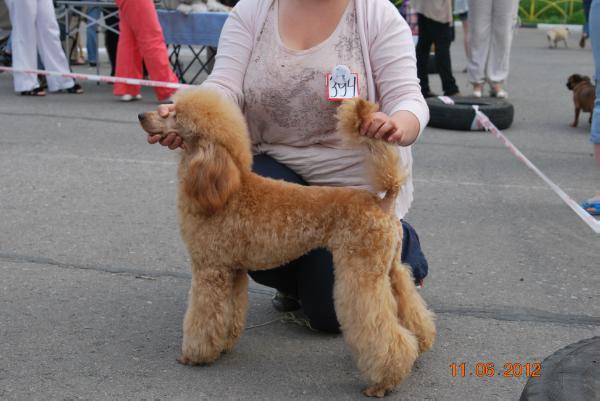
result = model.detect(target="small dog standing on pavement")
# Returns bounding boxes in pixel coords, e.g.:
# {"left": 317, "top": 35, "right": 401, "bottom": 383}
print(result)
{"left": 566, "top": 74, "right": 596, "bottom": 127}
{"left": 547, "top": 27, "right": 570, "bottom": 48}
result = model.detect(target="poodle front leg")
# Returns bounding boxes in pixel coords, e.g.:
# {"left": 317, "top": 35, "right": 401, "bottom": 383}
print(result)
{"left": 389, "top": 257, "right": 436, "bottom": 354}
{"left": 178, "top": 267, "right": 237, "bottom": 365}
{"left": 333, "top": 252, "right": 419, "bottom": 398}
{"left": 223, "top": 270, "right": 249, "bottom": 352}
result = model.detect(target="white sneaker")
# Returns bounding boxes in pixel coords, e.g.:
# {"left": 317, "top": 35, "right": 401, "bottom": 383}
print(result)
{"left": 120, "top": 94, "right": 142, "bottom": 102}
{"left": 493, "top": 89, "right": 508, "bottom": 99}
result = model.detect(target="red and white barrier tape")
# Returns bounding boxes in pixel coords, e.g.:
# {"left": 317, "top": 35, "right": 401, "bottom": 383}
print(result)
{"left": 1, "top": 68, "right": 598, "bottom": 232}
{"left": 0, "top": 66, "right": 191, "bottom": 90}
{"left": 472, "top": 106, "right": 600, "bottom": 234}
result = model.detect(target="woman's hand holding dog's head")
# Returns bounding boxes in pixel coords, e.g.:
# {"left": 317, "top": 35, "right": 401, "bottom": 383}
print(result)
{"left": 147, "top": 103, "right": 184, "bottom": 150}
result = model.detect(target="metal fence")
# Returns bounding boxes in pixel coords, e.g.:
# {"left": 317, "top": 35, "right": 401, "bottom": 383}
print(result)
{"left": 518, "top": 0, "right": 585, "bottom": 23}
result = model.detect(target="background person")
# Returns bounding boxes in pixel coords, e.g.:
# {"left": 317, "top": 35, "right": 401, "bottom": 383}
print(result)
{"left": 148, "top": 0, "right": 430, "bottom": 333}
{"left": 413, "top": 0, "right": 460, "bottom": 97}
{"left": 467, "top": 0, "right": 518, "bottom": 98}
{"left": 582, "top": 0, "right": 600, "bottom": 215}
{"left": 5, "top": 0, "right": 82, "bottom": 96}
{"left": 113, "top": 0, "right": 178, "bottom": 102}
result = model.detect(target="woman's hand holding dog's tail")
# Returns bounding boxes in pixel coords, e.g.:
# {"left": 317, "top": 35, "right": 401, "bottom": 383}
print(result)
{"left": 147, "top": 103, "right": 185, "bottom": 150}
{"left": 360, "top": 110, "right": 420, "bottom": 146}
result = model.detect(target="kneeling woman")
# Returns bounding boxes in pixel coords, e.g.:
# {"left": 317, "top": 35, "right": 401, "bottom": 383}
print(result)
{"left": 148, "top": 0, "right": 430, "bottom": 333}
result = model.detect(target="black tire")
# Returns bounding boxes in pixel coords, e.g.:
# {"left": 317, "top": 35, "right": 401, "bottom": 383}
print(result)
{"left": 519, "top": 336, "right": 600, "bottom": 401}
{"left": 426, "top": 96, "right": 514, "bottom": 131}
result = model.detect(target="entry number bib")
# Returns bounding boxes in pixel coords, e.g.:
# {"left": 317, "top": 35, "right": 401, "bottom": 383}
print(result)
{"left": 327, "top": 64, "right": 359, "bottom": 101}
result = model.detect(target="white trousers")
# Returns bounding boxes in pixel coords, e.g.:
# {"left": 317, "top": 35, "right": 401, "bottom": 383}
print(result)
{"left": 5, "top": 0, "right": 74, "bottom": 92}
{"left": 467, "top": 0, "right": 519, "bottom": 84}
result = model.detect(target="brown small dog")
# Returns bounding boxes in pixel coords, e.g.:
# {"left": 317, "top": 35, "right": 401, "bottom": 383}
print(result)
{"left": 139, "top": 87, "right": 436, "bottom": 397}
{"left": 566, "top": 74, "right": 595, "bottom": 127}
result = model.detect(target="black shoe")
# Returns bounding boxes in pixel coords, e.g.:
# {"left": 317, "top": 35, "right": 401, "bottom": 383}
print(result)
{"left": 444, "top": 90, "right": 460, "bottom": 97}
{"left": 271, "top": 291, "right": 301, "bottom": 312}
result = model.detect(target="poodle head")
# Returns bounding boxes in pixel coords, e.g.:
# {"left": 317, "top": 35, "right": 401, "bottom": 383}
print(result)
{"left": 139, "top": 87, "right": 253, "bottom": 213}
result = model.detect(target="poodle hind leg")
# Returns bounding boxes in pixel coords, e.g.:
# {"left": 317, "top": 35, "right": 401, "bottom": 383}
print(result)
{"left": 390, "top": 256, "right": 436, "bottom": 354}
{"left": 333, "top": 251, "right": 419, "bottom": 397}
{"left": 178, "top": 266, "right": 240, "bottom": 365}
{"left": 223, "top": 270, "right": 249, "bottom": 352}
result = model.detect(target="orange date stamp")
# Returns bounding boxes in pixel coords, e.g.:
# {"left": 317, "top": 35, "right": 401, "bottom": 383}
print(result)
{"left": 450, "top": 362, "right": 541, "bottom": 378}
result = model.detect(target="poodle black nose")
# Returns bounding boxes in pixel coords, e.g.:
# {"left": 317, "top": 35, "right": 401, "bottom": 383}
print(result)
{"left": 138, "top": 113, "right": 145, "bottom": 122}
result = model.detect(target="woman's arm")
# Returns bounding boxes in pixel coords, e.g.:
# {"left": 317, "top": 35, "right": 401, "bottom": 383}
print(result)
{"left": 148, "top": 0, "right": 260, "bottom": 148}
{"left": 200, "top": 0, "right": 258, "bottom": 107}
{"left": 367, "top": 2, "right": 429, "bottom": 142}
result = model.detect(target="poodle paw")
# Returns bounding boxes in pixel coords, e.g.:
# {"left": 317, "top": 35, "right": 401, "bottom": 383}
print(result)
{"left": 177, "top": 347, "right": 221, "bottom": 366}
{"left": 177, "top": 355, "right": 202, "bottom": 366}
{"left": 363, "top": 384, "right": 389, "bottom": 398}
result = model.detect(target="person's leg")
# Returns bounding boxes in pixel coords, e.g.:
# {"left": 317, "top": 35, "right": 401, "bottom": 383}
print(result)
{"left": 415, "top": 14, "right": 433, "bottom": 96}
{"left": 247, "top": 156, "right": 338, "bottom": 332}
{"left": 103, "top": 8, "right": 119, "bottom": 76}
{"left": 86, "top": 6, "right": 100, "bottom": 65}
{"left": 430, "top": 19, "right": 459, "bottom": 95}
{"left": 400, "top": 220, "right": 428, "bottom": 286}
{"left": 113, "top": 0, "right": 142, "bottom": 97}
{"left": 248, "top": 155, "right": 429, "bottom": 333}
{"left": 466, "top": 0, "right": 492, "bottom": 91}
{"left": 294, "top": 249, "right": 339, "bottom": 333}
{"left": 486, "top": 0, "right": 518, "bottom": 91}
{"left": 461, "top": 13, "right": 470, "bottom": 60}
{"left": 35, "top": 0, "right": 75, "bottom": 91}
{"left": 582, "top": 0, "right": 592, "bottom": 48}
{"left": 586, "top": 0, "right": 600, "bottom": 210}
{"left": 117, "top": 0, "right": 178, "bottom": 101}
{"left": 246, "top": 154, "right": 308, "bottom": 298}
{"left": 5, "top": 0, "right": 41, "bottom": 92}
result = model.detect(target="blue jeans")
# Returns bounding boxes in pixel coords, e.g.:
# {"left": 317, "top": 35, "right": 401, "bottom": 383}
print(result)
{"left": 248, "top": 154, "right": 429, "bottom": 333}
{"left": 86, "top": 6, "right": 100, "bottom": 64}
{"left": 584, "top": 0, "right": 592, "bottom": 36}
{"left": 590, "top": 0, "right": 600, "bottom": 144}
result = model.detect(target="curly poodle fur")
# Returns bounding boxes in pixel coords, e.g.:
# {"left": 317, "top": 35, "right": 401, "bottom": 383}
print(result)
{"left": 139, "top": 87, "right": 435, "bottom": 397}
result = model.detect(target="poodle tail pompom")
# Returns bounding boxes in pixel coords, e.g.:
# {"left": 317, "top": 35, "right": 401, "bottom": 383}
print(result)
{"left": 336, "top": 98, "right": 408, "bottom": 214}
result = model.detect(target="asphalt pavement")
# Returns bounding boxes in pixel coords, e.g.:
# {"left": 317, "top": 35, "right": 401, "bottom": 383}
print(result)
{"left": 0, "top": 28, "right": 599, "bottom": 401}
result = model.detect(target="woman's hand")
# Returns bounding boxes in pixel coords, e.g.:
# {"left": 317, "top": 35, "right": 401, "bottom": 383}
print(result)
{"left": 359, "top": 110, "right": 420, "bottom": 146}
{"left": 147, "top": 103, "right": 184, "bottom": 149}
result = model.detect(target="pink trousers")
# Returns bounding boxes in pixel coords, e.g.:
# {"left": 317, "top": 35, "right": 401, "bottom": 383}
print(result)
{"left": 113, "top": 0, "right": 178, "bottom": 101}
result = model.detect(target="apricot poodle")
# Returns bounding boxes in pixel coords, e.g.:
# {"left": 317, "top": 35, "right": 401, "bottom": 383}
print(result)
{"left": 138, "top": 87, "right": 436, "bottom": 397}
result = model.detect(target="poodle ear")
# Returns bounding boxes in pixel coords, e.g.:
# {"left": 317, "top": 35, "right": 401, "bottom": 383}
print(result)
{"left": 183, "top": 142, "right": 241, "bottom": 213}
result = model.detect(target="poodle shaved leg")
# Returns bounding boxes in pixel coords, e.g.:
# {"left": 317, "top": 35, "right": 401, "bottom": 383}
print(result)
{"left": 333, "top": 252, "right": 419, "bottom": 398}
{"left": 223, "top": 270, "right": 249, "bottom": 352}
{"left": 178, "top": 266, "right": 235, "bottom": 365}
{"left": 390, "top": 257, "right": 436, "bottom": 354}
